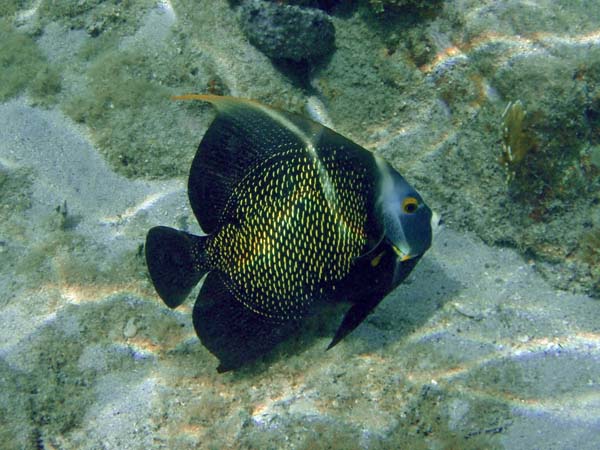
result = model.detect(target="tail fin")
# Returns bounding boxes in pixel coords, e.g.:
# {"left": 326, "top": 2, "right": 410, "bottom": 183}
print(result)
{"left": 145, "top": 226, "right": 210, "bottom": 308}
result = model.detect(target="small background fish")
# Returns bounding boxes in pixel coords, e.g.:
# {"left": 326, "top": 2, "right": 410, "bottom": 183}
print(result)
{"left": 145, "top": 95, "right": 432, "bottom": 372}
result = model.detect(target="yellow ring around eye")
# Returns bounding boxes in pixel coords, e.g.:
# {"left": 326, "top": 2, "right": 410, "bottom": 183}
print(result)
{"left": 402, "top": 197, "right": 419, "bottom": 214}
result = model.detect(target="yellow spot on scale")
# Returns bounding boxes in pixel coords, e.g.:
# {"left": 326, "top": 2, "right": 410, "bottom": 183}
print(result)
{"left": 370, "top": 251, "right": 386, "bottom": 267}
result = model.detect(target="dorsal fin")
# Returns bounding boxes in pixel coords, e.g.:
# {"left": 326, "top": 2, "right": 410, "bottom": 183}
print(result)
{"left": 175, "top": 94, "right": 323, "bottom": 234}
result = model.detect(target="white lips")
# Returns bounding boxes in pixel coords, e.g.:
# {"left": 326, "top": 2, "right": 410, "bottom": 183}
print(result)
{"left": 391, "top": 244, "right": 413, "bottom": 261}
{"left": 430, "top": 210, "right": 443, "bottom": 237}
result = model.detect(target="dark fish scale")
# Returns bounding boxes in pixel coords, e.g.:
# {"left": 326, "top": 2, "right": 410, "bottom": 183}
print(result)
{"left": 206, "top": 148, "right": 369, "bottom": 321}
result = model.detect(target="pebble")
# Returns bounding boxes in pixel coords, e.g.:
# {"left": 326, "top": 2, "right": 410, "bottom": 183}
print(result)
{"left": 123, "top": 317, "right": 138, "bottom": 338}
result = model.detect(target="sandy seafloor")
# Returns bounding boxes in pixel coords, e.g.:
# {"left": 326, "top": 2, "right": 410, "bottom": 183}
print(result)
{"left": 1, "top": 0, "right": 600, "bottom": 449}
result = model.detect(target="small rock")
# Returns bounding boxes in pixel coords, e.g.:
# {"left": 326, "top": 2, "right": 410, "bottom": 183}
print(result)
{"left": 240, "top": 0, "right": 335, "bottom": 62}
{"left": 123, "top": 317, "right": 138, "bottom": 338}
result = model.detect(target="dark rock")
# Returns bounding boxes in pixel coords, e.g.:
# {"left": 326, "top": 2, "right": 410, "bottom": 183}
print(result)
{"left": 240, "top": 0, "right": 335, "bottom": 62}
{"left": 263, "top": 0, "right": 344, "bottom": 13}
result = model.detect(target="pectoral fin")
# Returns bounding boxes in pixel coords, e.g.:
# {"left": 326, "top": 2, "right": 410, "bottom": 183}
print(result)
{"left": 327, "top": 295, "right": 386, "bottom": 350}
{"left": 327, "top": 243, "right": 421, "bottom": 349}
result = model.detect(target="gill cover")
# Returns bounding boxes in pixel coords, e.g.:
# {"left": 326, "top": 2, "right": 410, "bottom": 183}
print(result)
{"left": 377, "top": 158, "right": 432, "bottom": 260}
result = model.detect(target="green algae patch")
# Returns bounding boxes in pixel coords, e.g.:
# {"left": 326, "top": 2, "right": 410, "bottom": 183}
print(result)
{"left": 493, "top": 54, "right": 590, "bottom": 202}
{"left": 369, "top": 0, "right": 442, "bottom": 14}
{"left": 0, "top": 361, "right": 34, "bottom": 450}
{"left": 37, "top": 0, "right": 153, "bottom": 37}
{"left": 15, "top": 220, "right": 147, "bottom": 294}
{"left": 63, "top": 48, "right": 203, "bottom": 179}
{"left": 29, "top": 66, "right": 63, "bottom": 106}
{"left": 25, "top": 0, "right": 303, "bottom": 180}
{"left": 27, "top": 326, "right": 97, "bottom": 437}
{"left": 578, "top": 227, "right": 600, "bottom": 292}
{"left": 0, "top": 166, "right": 34, "bottom": 270}
{"left": 30, "top": 0, "right": 208, "bottom": 179}
{"left": 7, "top": 297, "right": 159, "bottom": 447}
{"left": 0, "top": 20, "right": 62, "bottom": 104}
{"left": 384, "top": 383, "right": 509, "bottom": 449}
{"left": 0, "top": 166, "right": 33, "bottom": 221}
{"left": 0, "top": 0, "right": 29, "bottom": 17}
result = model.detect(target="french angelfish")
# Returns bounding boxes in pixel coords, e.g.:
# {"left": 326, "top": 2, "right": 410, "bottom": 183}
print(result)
{"left": 145, "top": 94, "right": 432, "bottom": 372}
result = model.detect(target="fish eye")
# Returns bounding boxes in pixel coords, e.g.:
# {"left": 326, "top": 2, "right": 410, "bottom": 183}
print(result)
{"left": 402, "top": 197, "right": 419, "bottom": 214}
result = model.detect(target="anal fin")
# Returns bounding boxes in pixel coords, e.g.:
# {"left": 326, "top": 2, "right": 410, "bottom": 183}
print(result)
{"left": 193, "top": 272, "right": 297, "bottom": 372}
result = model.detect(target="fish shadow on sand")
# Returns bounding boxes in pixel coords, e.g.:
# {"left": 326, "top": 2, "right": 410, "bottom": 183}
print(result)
{"left": 346, "top": 256, "right": 459, "bottom": 354}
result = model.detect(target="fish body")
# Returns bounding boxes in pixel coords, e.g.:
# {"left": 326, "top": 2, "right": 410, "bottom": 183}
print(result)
{"left": 145, "top": 95, "right": 432, "bottom": 372}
